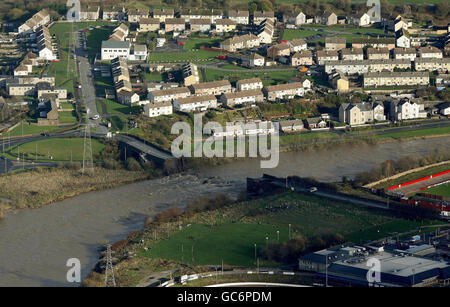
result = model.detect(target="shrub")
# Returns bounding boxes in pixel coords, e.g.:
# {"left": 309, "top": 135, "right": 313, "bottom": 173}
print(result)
{"left": 126, "top": 157, "right": 142, "bottom": 171}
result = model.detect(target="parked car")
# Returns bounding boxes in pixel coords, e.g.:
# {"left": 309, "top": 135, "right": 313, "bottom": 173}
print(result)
{"left": 309, "top": 187, "right": 318, "bottom": 193}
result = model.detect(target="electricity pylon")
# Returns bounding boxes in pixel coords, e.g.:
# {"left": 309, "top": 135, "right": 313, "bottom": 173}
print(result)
{"left": 104, "top": 244, "right": 116, "bottom": 287}
{"left": 82, "top": 123, "right": 94, "bottom": 175}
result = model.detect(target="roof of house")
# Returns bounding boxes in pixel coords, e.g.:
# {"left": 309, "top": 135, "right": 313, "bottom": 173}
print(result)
{"left": 176, "top": 94, "right": 217, "bottom": 104}
{"left": 140, "top": 17, "right": 160, "bottom": 24}
{"left": 190, "top": 18, "right": 211, "bottom": 25}
{"left": 151, "top": 87, "right": 191, "bottom": 96}
{"left": 223, "top": 89, "right": 263, "bottom": 99}
{"left": 216, "top": 19, "right": 236, "bottom": 25}
{"left": 153, "top": 9, "right": 174, "bottom": 15}
{"left": 352, "top": 37, "right": 395, "bottom": 44}
{"left": 419, "top": 46, "right": 442, "bottom": 54}
{"left": 228, "top": 10, "right": 249, "bottom": 17}
{"left": 289, "top": 38, "right": 307, "bottom": 47}
{"left": 147, "top": 101, "right": 173, "bottom": 108}
{"left": 292, "top": 50, "right": 312, "bottom": 58}
{"left": 367, "top": 47, "right": 390, "bottom": 55}
{"left": 191, "top": 80, "right": 231, "bottom": 91}
{"left": 341, "top": 48, "right": 363, "bottom": 55}
{"left": 165, "top": 18, "right": 185, "bottom": 25}
{"left": 325, "top": 37, "right": 346, "bottom": 44}
{"left": 394, "top": 47, "right": 416, "bottom": 54}
{"left": 101, "top": 40, "right": 130, "bottom": 49}
{"left": 317, "top": 50, "right": 338, "bottom": 57}
{"left": 364, "top": 71, "right": 429, "bottom": 78}
{"left": 265, "top": 82, "right": 304, "bottom": 92}
{"left": 237, "top": 78, "right": 263, "bottom": 85}
{"left": 253, "top": 11, "right": 274, "bottom": 18}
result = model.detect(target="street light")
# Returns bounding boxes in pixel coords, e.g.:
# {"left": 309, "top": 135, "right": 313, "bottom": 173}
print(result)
{"left": 254, "top": 244, "right": 257, "bottom": 260}
{"left": 265, "top": 236, "right": 269, "bottom": 249}
{"left": 289, "top": 224, "right": 291, "bottom": 240}
{"left": 277, "top": 231, "right": 280, "bottom": 243}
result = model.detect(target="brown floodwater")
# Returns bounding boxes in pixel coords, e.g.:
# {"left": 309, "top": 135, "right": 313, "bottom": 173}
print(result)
{"left": 0, "top": 137, "right": 449, "bottom": 286}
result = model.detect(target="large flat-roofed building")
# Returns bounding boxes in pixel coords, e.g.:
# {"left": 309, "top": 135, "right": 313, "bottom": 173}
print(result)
{"left": 101, "top": 40, "right": 131, "bottom": 60}
{"left": 190, "top": 80, "right": 232, "bottom": 96}
{"left": 173, "top": 95, "right": 217, "bottom": 112}
{"left": 299, "top": 246, "right": 450, "bottom": 287}
{"left": 364, "top": 71, "right": 429, "bottom": 87}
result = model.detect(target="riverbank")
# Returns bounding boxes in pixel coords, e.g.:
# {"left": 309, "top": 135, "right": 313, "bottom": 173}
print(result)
{"left": 0, "top": 167, "right": 151, "bottom": 217}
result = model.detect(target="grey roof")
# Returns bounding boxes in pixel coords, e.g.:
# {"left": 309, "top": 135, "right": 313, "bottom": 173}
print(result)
{"left": 101, "top": 40, "right": 130, "bottom": 49}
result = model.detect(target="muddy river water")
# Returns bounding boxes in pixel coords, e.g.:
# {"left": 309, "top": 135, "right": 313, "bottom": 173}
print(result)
{"left": 0, "top": 137, "right": 449, "bottom": 286}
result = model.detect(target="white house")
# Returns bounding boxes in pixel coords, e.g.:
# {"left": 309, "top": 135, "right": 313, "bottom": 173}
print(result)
{"left": 390, "top": 98, "right": 427, "bottom": 121}
{"left": 236, "top": 78, "right": 263, "bottom": 91}
{"left": 396, "top": 29, "right": 410, "bottom": 48}
{"left": 144, "top": 101, "right": 173, "bottom": 117}
{"left": 101, "top": 40, "right": 131, "bottom": 60}
{"left": 173, "top": 95, "right": 217, "bottom": 112}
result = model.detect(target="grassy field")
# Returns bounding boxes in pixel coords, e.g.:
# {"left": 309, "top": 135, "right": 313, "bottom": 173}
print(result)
{"left": 138, "top": 192, "right": 437, "bottom": 267}
{"left": 204, "top": 68, "right": 298, "bottom": 85}
{"left": 6, "top": 138, "right": 105, "bottom": 162}
{"left": 59, "top": 111, "right": 78, "bottom": 124}
{"left": 378, "top": 126, "right": 450, "bottom": 139}
{"left": 5, "top": 124, "right": 61, "bottom": 137}
{"left": 423, "top": 184, "right": 450, "bottom": 198}
{"left": 86, "top": 27, "right": 113, "bottom": 60}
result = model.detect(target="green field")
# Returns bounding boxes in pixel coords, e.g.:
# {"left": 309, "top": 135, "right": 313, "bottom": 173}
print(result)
{"left": 86, "top": 27, "right": 113, "bottom": 60}
{"left": 6, "top": 138, "right": 105, "bottom": 162}
{"left": 139, "top": 192, "right": 437, "bottom": 267}
{"left": 422, "top": 184, "right": 450, "bottom": 198}
{"left": 148, "top": 50, "right": 220, "bottom": 63}
{"left": 378, "top": 126, "right": 450, "bottom": 139}
{"left": 59, "top": 111, "right": 79, "bottom": 124}
{"left": 204, "top": 68, "right": 298, "bottom": 86}
{"left": 5, "top": 124, "right": 61, "bottom": 137}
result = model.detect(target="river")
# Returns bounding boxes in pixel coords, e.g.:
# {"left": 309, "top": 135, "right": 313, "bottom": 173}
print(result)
{"left": 0, "top": 137, "right": 449, "bottom": 286}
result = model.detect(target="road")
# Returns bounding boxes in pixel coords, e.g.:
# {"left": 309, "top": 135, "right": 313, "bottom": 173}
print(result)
{"left": 73, "top": 25, "right": 107, "bottom": 135}
{"left": 115, "top": 134, "right": 173, "bottom": 160}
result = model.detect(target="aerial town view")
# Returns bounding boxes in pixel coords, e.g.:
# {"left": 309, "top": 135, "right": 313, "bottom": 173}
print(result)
{"left": 0, "top": 0, "right": 449, "bottom": 295}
